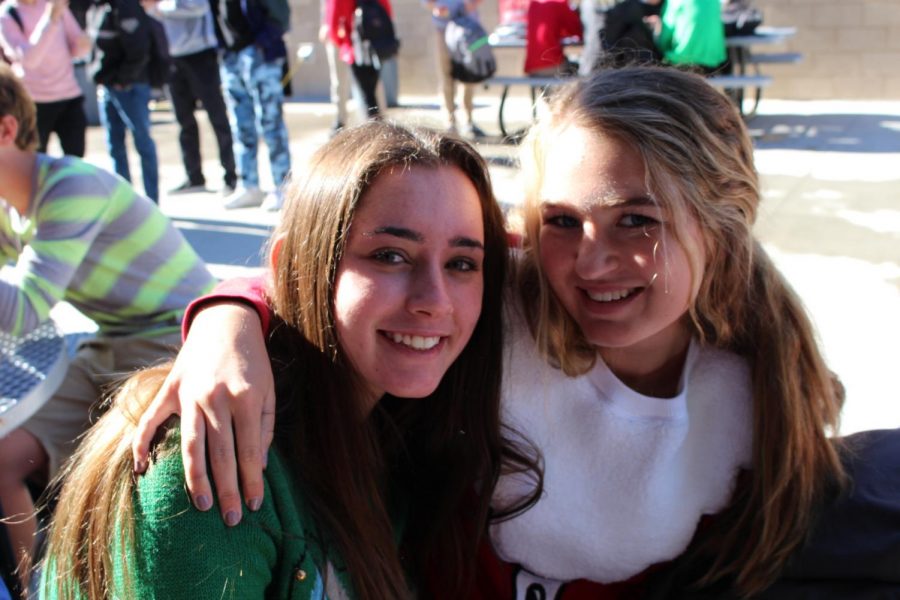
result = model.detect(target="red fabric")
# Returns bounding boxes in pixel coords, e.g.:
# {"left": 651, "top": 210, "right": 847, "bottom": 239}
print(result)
{"left": 524, "top": 0, "right": 583, "bottom": 73}
{"left": 181, "top": 276, "right": 271, "bottom": 340}
{"left": 326, "top": 0, "right": 393, "bottom": 65}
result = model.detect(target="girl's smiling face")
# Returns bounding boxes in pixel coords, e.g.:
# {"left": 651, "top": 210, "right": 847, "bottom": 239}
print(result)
{"left": 537, "top": 125, "right": 703, "bottom": 370}
{"left": 333, "top": 165, "right": 485, "bottom": 410}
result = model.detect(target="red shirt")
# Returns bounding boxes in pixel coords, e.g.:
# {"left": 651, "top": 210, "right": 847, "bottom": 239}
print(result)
{"left": 524, "top": 0, "right": 582, "bottom": 73}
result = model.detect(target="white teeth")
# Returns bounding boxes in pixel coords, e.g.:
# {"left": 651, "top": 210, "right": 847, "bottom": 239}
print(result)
{"left": 587, "top": 288, "right": 634, "bottom": 302}
{"left": 388, "top": 332, "right": 441, "bottom": 350}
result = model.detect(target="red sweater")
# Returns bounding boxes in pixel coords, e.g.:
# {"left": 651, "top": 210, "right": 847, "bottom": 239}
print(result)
{"left": 524, "top": 0, "right": 582, "bottom": 73}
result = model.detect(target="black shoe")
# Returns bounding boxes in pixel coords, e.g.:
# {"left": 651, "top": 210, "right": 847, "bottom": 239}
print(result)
{"left": 168, "top": 180, "right": 206, "bottom": 195}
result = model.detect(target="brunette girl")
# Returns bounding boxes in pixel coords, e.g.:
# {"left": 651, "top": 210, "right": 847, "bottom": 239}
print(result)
{"left": 41, "top": 121, "right": 540, "bottom": 599}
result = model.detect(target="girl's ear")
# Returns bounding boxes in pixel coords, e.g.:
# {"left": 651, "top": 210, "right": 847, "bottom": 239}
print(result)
{"left": 0, "top": 114, "right": 20, "bottom": 147}
{"left": 269, "top": 233, "right": 286, "bottom": 272}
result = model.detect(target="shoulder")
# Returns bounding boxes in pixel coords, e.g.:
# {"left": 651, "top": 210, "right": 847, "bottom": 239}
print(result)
{"left": 33, "top": 156, "right": 124, "bottom": 220}
{"left": 131, "top": 438, "right": 335, "bottom": 598}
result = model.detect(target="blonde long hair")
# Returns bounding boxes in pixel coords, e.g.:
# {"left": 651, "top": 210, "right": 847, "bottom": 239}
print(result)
{"left": 517, "top": 66, "right": 845, "bottom": 595}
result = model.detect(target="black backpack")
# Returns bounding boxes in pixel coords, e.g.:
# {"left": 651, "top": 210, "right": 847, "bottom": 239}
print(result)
{"left": 444, "top": 15, "right": 496, "bottom": 83}
{"left": 351, "top": 0, "right": 400, "bottom": 67}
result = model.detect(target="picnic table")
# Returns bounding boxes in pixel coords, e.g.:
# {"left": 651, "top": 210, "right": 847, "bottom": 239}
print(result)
{"left": 483, "top": 26, "right": 801, "bottom": 137}
{"left": 0, "top": 320, "right": 69, "bottom": 439}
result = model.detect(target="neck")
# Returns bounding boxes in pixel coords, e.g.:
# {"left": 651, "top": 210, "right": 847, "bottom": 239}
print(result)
{"left": 0, "top": 148, "right": 36, "bottom": 215}
{"left": 600, "top": 322, "right": 692, "bottom": 398}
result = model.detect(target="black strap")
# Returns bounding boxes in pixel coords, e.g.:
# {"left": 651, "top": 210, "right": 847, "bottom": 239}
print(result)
{"left": 6, "top": 5, "right": 24, "bottom": 31}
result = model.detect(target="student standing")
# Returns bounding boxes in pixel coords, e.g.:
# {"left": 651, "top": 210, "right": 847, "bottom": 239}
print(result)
{"left": 0, "top": 0, "right": 91, "bottom": 156}
{"left": 145, "top": 0, "right": 237, "bottom": 196}
{"left": 212, "top": 0, "right": 293, "bottom": 211}
{"left": 86, "top": 0, "right": 160, "bottom": 202}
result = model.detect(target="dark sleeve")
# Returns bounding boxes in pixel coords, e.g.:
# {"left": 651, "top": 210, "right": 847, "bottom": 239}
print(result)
{"left": 181, "top": 275, "right": 273, "bottom": 340}
{"left": 770, "top": 429, "right": 900, "bottom": 585}
{"left": 114, "top": 0, "right": 151, "bottom": 84}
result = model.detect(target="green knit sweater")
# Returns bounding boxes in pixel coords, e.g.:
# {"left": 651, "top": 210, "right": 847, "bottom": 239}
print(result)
{"left": 42, "top": 441, "right": 357, "bottom": 599}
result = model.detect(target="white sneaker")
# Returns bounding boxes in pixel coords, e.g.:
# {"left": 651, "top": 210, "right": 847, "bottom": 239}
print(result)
{"left": 261, "top": 190, "right": 284, "bottom": 212}
{"left": 223, "top": 186, "right": 265, "bottom": 209}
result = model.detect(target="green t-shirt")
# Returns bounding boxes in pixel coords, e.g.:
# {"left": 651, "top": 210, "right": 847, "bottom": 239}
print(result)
{"left": 656, "top": 0, "right": 726, "bottom": 68}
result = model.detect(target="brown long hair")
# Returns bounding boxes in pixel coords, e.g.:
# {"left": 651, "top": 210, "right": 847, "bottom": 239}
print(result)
{"left": 517, "top": 66, "right": 845, "bottom": 595}
{"left": 43, "top": 122, "right": 542, "bottom": 599}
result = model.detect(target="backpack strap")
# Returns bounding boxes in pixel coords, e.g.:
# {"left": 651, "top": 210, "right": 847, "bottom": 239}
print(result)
{"left": 6, "top": 4, "right": 24, "bottom": 31}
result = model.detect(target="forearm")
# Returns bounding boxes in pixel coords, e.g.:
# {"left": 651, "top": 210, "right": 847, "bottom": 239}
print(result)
{"left": 0, "top": 273, "right": 57, "bottom": 336}
{"left": 182, "top": 276, "right": 272, "bottom": 340}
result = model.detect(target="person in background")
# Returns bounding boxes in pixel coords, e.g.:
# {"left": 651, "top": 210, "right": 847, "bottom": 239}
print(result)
{"left": 0, "top": 64, "right": 214, "bottom": 595}
{"left": 0, "top": 0, "right": 91, "bottom": 156}
{"left": 212, "top": 0, "right": 293, "bottom": 211}
{"left": 646, "top": 0, "right": 725, "bottom": 73}
{"left": 524, "top": 0, "right": 581, "bottom": 76}
{"left": 144, "top": 0, "right": 237, "bottom": 197}
{"left": 319, "top": 0, "right": 349, "bottom": 135}
{"left": 325, "top": 0, "right": 390, "bottom": 122}
{"left": 85, "top": 0, "right": 160, "bottom": 202}
{"left": 423, "top": 0, "right": 484, "bottom": 137}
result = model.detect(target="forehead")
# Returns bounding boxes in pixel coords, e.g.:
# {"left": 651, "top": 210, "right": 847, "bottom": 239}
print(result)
{"left": 354, "top": 165, "right": 484, "bottom": 238}
{"left": 538, "top": 125, "right": 649, "bottom": 209}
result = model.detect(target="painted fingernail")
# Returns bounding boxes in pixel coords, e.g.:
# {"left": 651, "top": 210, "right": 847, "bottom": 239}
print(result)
{"left": 225, "top": 510, "right": 241, "bottom": 527}
{"left": 194, "top": 495, "right": 212, "bottom": 511}
{"left": 248, "top": 497, "right": 262, "bottom": 511}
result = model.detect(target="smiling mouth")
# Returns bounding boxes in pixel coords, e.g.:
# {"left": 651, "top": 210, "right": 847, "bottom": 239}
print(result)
{"left": 383, "top": 332, "right": 443, "bottom": 350}
{"left": 585, "top": 287, "right": 640, "bottom": 303}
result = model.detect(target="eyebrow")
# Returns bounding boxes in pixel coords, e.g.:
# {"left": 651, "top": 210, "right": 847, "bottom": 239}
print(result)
{"left": 541, "top": 194, "right": 657, "bottom": 210}
{"left": 367, "top": 226, "right": 484, "bottom": 250}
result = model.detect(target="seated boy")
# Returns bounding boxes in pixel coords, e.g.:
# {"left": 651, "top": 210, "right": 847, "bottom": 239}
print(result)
{"left": 0, "top": 64, "right": 215, "bottom": 595}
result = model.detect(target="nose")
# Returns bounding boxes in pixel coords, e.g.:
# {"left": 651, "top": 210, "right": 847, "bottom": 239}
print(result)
{"left": 574, "top": 223, "right": 619, "bottom": 280}
{"left": 406, "top": 262, "right": 453, "bottom": 317}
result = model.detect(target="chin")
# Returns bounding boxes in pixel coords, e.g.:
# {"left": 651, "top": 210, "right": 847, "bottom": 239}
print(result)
{"left": 385, "top": 380, "right": 442, "bottom": 399}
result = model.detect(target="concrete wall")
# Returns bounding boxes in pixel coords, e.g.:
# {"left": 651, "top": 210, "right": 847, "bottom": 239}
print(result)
{"left": 283, "top": 0, "right": 900, "bottom": 101}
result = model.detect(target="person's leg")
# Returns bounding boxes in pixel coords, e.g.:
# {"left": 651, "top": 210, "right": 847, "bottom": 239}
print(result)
{"left": 189, "top": 49, "right": 236, "bottom": 190}
{"left": 112, "top": 83, "right": 159, "bottom": 202}
{"left": 433, "top": 28, "right": 457, "bottom": 128}
{"left": 349, "top": 63, "right": 380, "bottom": 120}
{"left": 55, "top": 96, "right": 87, "bottom": 157}
{"left": 33, "top": 100, "right": 59, "bottom": 154}
{"left": 169, "top": 57, "right": 206, "bottom": 187}
{"left": 97, "top": 85, "right": 131, "bottom": 182}
{"left": 221, "top": 48, "right": 261, "bottom": 191}
{"left": 249, "top": 47, "right": 292, "bottom": 191}
{"left": 325, "top": 41, "right": 349, "bottom": 128}
{"left": 0, "top": 430, "right": 47, "bottom": 593}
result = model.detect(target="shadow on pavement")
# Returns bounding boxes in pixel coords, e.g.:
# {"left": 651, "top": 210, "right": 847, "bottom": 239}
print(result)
{"left": 748, "top": 113, "right": 900, "bottom": 153}
{"left": 173, "top": 217, "right": 273, "bottom": 269}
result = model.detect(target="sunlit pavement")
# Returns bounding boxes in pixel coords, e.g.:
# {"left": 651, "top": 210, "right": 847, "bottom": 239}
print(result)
{"left": 63, "top": 92, "right": 900, "bottom": 436}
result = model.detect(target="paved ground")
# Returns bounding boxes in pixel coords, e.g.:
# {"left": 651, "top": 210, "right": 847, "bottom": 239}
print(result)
{"left": 53, "top": 91, "right": 900, "bottom": 436}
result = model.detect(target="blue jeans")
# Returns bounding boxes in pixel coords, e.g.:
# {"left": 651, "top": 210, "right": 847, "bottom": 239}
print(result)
{"left": 97, "top": 83, "right": 159, "bottom": 202}
{"left": 220, "top": 45, "right": 291, "bottom": 190}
